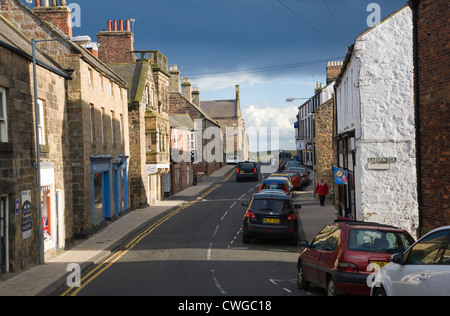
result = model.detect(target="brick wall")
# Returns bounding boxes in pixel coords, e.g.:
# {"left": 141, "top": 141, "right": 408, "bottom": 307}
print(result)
{"left": 415, "top": 0, "right": 450, "bottom": 232}
{"left": 97, "top": 31, "right": 134, "bottom": 64}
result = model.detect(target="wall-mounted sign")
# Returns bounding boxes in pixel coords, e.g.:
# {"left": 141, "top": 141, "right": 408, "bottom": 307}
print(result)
{"left": 368, "top": 157, "right": 397, "bottom": 164}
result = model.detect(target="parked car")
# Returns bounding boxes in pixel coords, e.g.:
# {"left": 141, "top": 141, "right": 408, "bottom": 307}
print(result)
{"left": 287, "top": 166, "right": 310, "bottom": 187}
{"left": 241, "top": 191, "right": 301, "bottom": 245}
{"left": 227, "top": 156, "right": 239, "bottom": 165}
{"left": 236, "top": 161, "right": 259, "bottom": 182}
{"left": 257, "top": 179, "right": 290, "bottom": 196}
{"left": 371, "top": 226, "right": 450, "bottom": 296}
{"left": 282, "top": 170, "right": 302, "bottom": 190}
{"left": 297, "top": 220, "right": 415, "bottom": 296}
{"left": 268, "top": 174, "right": 293, "bottom": 195}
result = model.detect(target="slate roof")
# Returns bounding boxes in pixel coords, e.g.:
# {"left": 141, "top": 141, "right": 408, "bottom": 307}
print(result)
{"left": 200, "top": 100, "right": 237, "bottom": 118}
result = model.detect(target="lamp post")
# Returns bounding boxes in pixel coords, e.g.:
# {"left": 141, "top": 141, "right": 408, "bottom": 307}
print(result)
{"left": 31, "top": 37, "right": 73, "bottom": 265}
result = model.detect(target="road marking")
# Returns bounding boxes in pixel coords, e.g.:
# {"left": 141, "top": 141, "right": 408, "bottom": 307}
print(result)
{"left": 283, "top": 288, "right": 292, "bottom": 293}
{"left": 223, "top": 169, "right": 235, "bottom": 182}
{"left": 212, "top": 225, "right": 220, "bottom": 238}
{"left": 61, "top": 184, "right": 223, "bottom": 296}
{"left": 229, "top": 202, "right": 236, "bottom": 209}
{"left": 221, "top": 211, "right": 229, "bottom": 221}
{"left": 210, "top": 269, "right": 227, "bottom": 295}
{"left": 207, "top": 242, "right": 213, "bottom": 260}
{"left": 238, "top": 194, "right": 246, "bottom": 200}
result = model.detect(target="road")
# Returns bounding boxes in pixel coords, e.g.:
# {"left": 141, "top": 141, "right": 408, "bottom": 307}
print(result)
{"left": 60, "top": 168, "right": 333, "bottom": 296}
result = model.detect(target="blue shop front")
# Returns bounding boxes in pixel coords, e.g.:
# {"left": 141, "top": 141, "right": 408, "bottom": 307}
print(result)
{"left": 91, "top": 155, "right": 129, "bottom": 226}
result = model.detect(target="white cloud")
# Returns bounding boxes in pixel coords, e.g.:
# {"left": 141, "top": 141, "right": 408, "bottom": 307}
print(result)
{"left": 192, "top": 73, "right": 268, "bottom": 92}
{"left": 243, "top": 105, "right": 298, "bottom": 151}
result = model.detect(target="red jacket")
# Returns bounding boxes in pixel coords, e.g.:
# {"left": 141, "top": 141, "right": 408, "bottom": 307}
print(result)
{"left": 315, "top": 182, "right": 329, "bottom": 196}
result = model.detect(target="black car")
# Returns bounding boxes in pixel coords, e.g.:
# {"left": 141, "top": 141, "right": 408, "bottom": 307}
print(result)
{"left": 236, "top": 161, "right": 259, "bottom": 182}
{"left": 241, "top": 192, "right": 301, "bottom": 245}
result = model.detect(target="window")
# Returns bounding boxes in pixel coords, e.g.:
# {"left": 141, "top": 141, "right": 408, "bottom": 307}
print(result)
{"left": 119, "top": 114, "right": 124, "bottom": 146}
{"left": 443, "top": 236, "right": 450, "bottom": 265}
{"left": 406, "top": 230, "right": 450, "bottom": 265}
{"left": 110, "top": 111, "right": 115, "bottom": 144}
{"left": 348, "top": 229, "right": 414, "bottom": 253}
{"left": 190, "top": 132, "right": 196, "bottom": 151}
{"left": 311, "top": 225, "right": 335, "bottom": 250}
{"left": 324, "top": 227, "right": 341, "bottom": 252}
{"left": 110, "top": 81, "right": 114, "bottom": 96}
{"left": 100, "top": 107, "right": 105, "bottom": 144}
{"left": 88, "top": 68, "right": 93, "bottom": 86}
{"left": 38, "top": 99, "right": 46, "bottom": 145}
{"left": 90, "top": 104, "right": 94, "bottom": 143}
{"left": 0, "top": 88, "right": 7, "bottom": 142}
{"left": 146, "top": 134, "right": 152, "bottom": 152}
{"left": 99, "top": 76, "right": 104, "bottom": 91}
{"left": 143, "top": 85, "right": 149, "bottom": 106}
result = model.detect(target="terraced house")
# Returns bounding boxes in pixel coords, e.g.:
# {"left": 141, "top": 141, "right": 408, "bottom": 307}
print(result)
{"left": 0, "top": 0, "right": 131, "bottom": 274}
{"left": 97, "top": 20, "right": 171, "bottom": 207}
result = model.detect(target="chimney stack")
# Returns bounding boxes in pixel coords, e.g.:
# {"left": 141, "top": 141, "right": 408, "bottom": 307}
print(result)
{"left": 97, "top": 19, "right": 135, "bottom": 64}
{"left": 169, "top": 65, "right": 180, "bottom": 93}
{"left": 181, "top": 77, "right": 192, "bottom": 102}
{"left": 326, "top": 61, "right": 344, "bottom": 85}
{"left": 192, "top": 87, "right": 200, "bottom": 106}
{"left": 33, "top": 0, "right": 72, "bottom": 38}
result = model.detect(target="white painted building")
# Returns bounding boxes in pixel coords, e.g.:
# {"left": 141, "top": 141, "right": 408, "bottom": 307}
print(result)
{"left": 335, "top": 6, "right": 419, "bottom": 238}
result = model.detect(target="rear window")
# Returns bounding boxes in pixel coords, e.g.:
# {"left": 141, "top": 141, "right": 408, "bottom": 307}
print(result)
{"left": 239, "top": 163, "right": 255, "bottom": 171}
{"left": 260, "top": 183, "right": 286, "bottom": 191}
{"left": 252, "top": 199, "right": 292, "bottom": 214}
{"left": 347, "top": 229, "right": 413, "bottom": 253}
{"left": 284, "top": 172, "right": 298, "bottom": 177}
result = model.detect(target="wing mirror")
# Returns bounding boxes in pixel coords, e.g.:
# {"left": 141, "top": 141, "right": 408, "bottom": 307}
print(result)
{"left": 241, "top": 201, "right": 249, "bottom": 207}
{"left": 299, "top": 240, "right": 310, "bottom": 248}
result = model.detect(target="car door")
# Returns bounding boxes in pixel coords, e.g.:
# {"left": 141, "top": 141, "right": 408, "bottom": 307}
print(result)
{"left": 302, "top": 225, "right": 334, "bottom": 285}
{"left": 317, "top": 226, "right": 341, "bottom": 288}
{"left": 426, "top": 229, "right": 450, "bottom": 296}
{"left": 390, "top": 230, "right": 449, "bottom": 296}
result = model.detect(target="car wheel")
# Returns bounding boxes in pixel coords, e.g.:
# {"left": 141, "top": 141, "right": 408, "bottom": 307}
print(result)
{"left": 326, "top": 277, "right": 337, "bottom": 296}
{"left": 372, "top": 286, "right": 387, "bottom": 297}
{"left": 297, "top": 263, "right": 310, "bottom": 291}
{"left": 243, "top": 233, "right": 250, "bottom": 244}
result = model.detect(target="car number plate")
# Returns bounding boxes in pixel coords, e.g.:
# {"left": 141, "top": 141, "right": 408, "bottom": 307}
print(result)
{"left": 263, "top": 218, "right": 280, "bottom": 224}
{"left": 369, "top": 261, "right": 389, "bottom": 270}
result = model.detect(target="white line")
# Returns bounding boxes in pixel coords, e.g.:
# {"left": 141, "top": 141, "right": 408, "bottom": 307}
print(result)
{"left": 221, "top": 211, "right": 229, "bottom": 221}
{"left": 229, "top": 202, "right": 236, "bottom": 209}
{"left": 238, "top": 194, "right": 246, "bottom": 200}
{"left": 210, "top": 269, "right": 227, "bottom": 295}
{"left": 212, "top": 225, "right": 220, "bottom": 238}
{"left": 207, "top": 242, "right": 213, "bottom": 261}
{"left": 283, "top": 288, "right": 292, "bottom": 293}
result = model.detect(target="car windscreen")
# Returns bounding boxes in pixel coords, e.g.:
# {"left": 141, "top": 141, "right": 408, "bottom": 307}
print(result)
{"left": 347, "top": 229, "right": 414, "bottom": 253}
{"left": 252, "top": 199, "right": 292, "bottom": 214}
{"left": 289, "top": 167, "right": 306, "bottom": 174}
{"left": 260, "top": 183, "right": 285, "bottom": 191}
{"left": 239, "top": 163, "right": 255, "bottom": 171}
{"left": 284, "top": 172, "right": 298, "bottom": 178}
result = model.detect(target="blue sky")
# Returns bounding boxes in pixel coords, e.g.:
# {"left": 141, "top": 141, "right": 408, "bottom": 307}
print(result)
{"left": 23, "top": 0, "right": 409, "bottom": 150}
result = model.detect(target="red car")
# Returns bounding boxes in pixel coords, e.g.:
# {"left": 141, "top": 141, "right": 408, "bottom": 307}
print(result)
{"left": 282, "top": 170, "right": 302, "bottom": 190}
{"left": 297, "top": 220, "right": 415, "bottom": 296}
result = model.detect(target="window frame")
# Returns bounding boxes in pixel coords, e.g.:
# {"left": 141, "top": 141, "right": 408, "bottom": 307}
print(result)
{"left": 0, "top": 88, "right": 7, "bottom": 142}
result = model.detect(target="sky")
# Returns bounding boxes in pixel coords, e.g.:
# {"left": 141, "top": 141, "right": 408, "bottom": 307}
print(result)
{"left": 22, "top": 0, "right": 409, "bottom": 150}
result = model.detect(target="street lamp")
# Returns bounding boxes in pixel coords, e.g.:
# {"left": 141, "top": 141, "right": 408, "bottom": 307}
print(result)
{"left": 32, "top": 36, "right": 74, "bottom": 264}
{"left": 286, "top": 98, "right": 309, "bottom": 103}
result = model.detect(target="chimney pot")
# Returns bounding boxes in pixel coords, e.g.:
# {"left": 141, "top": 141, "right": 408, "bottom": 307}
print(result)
{"left": 51, "top": 0, "right": 57, "bottom": 6}
{"left": 43, "top": 0, "right": 49, "bottom": 7}
{"left": 113, "top": 20, "right": 118, "bottom": 31}
{"left": 119, "top": 20, "right": 124, "bottom": 31}
{"left": 60, "top": 0, "right": 67, "bottom": 5}
{"left": 107, "top": 20, "right": 113, "bottom": 31}
{"left": 35, "top": 0, "right": 42, "bottom": 7}
{"left": 125, "top": 20, "right": 131, "bottom": 31}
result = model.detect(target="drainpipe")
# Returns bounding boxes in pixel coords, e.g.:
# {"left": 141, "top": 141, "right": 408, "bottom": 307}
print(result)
{"left": 410, "top": 0, "right": 423, "bottom": 237}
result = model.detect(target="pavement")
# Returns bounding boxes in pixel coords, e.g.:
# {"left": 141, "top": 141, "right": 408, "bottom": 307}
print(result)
{"left": 0, "top": 165, "right": 337, "bottom": 296}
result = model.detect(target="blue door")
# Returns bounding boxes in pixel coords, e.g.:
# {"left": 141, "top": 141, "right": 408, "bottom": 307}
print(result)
{"left": 0, "top": 197, "right": 6, "bottom": 274}
{"left": 91, "top": 157, "right": 112, "bottom": 226}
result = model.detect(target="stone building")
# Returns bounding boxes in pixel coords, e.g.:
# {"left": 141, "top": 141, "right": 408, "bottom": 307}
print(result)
{"left": 0, "top": 7, "right": 72, "bottom": 273}
{"left": 334, "top": 6, "right": 419, "bottom": 237}
{"left": 410, "top": 0, "right": 450, "bottom": 234}
{"left": 98, "top": 21, "right": 171, "bottom": 207}
{"left": 1, "top": 0, "right": 130, "bottom": 240}
{"left": 169, "top": 114, "right": 194, "bottom": 195}
{"left": 168, "top": 68, "right": 222, "bottom": 176}
{"left": 200, "top": 85, "right": 248, "bottom": 162}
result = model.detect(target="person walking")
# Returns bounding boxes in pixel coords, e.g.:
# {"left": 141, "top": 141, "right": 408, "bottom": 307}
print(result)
{"left": 314, "top": 178, "right": 329, "bottom": 207}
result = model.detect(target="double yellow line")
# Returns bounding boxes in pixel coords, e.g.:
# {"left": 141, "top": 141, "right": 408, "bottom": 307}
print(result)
{"left": 61, "top": 181, "right": 227, "bottom": 296}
